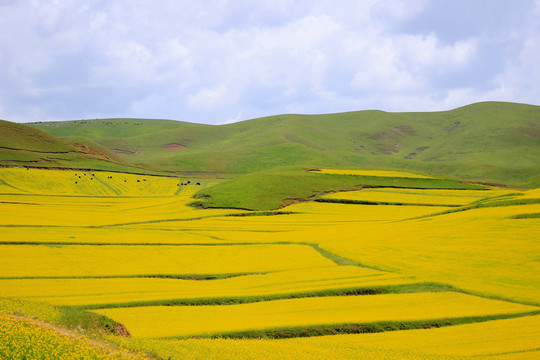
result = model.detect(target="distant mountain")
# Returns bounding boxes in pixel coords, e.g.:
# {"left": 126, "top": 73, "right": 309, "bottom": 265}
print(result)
{"left": 16, "top": 101, "right": 540, "bottom": 187}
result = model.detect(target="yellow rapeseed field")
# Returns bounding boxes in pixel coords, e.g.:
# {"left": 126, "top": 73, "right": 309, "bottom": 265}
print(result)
{"left": 322, "top": 188, "right": 513, "bottom": 205}
{"left": 0, "top": 312, "right": 145, "bottom": 360}
{"left": 0, "top": 266, "right": 416, "bottom": 306}
{"left": 300, "top": 314, "right": 540, "bottom": 357}
{"left": 0, "top": 193, "right": 240, "bottom": 227}
{"left": 94, "top": 292, "right": 537, "bottom": 338}
{"left": 117, "top": 337, "right": 467, "bottom": 360}
{"left": 0, "top": 167, "right": 179, "bottom": 196}
{"left": 1, "top": 167, "right": 539, "bottom": 359}
{"left": 0, "top": 244, "right": 334, "bottom": 278}
{"left": 0, "top": 298, "right": 60, "bottom": 323}
{"left": 139, "top": 315, "right": 539, "bottom": 360}
{"left": 305, "top": 204, "right": 540, "bottom": 304}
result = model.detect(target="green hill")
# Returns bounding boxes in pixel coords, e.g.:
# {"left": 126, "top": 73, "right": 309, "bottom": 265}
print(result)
{"left": 0, "top": 120, "right": 161, "bottom": 174}
{"left": 27, "top": 101, "right": 540, "bottom": 187}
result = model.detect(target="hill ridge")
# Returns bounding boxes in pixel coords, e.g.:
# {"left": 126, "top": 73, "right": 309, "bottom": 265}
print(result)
{"left": 0, "top": 101, "right": 538, "bottom": 187}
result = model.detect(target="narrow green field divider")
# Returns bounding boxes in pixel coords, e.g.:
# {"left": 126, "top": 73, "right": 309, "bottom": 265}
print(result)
{"left": 314, "top": 198, "right": 462, "bottom": 207}
{"left": 0, "top": 272, "right": 264, "bottom": 281}
{"left": 163, "top": 311, "right": 540, "bottom": 340}
{"left": 78, "top": 282, "right": 452, "bottom": 310}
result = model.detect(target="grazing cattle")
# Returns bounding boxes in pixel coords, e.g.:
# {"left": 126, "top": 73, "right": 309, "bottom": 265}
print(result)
{"left": 196, "top": 182, "right": 201, "bottom": 185}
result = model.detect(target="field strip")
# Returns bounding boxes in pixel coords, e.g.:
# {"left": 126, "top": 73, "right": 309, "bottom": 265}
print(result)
{"left": 321, "top": 188, "right": 513, "bottom": 205}
{"left": 166, "top": 315, "right": 540, "bottom": 359}
{"left": 170, "top": 312, "right": 540, "bottom": 340}
{"left": 288, "top": 315, "right": 540, "bottom": 357}
{"left": 0, "top": 267, "right": 424, "bottom": 307}
{"left": 0, "top": 244, "right": 338, "bottom": 277}
{"left": 0, "top": 282, "right": 436, "bottom": 309}
{"left": 402, "top": 200, "right": 540, "bottom": 222}
{"left": 0, "top": 241, "right": 381, "bottom": 271}
{"left": 93, "top": 292, "right": 540, "bottom": 338}
{"left": 76, "top": 283, "right": 447, "bottom": 309}
{"left": 96, "top": 212, "right": 297, "bottom": 228}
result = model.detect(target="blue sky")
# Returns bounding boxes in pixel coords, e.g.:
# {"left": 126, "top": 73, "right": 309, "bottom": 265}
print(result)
{"left": 1, "top": 0, "right": 539, "bottom": 124}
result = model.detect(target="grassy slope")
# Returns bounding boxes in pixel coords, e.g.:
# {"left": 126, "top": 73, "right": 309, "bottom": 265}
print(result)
{"left": 0, "top": 120, "right": 77, "bottom": 153}
{"left": 28, "top": 101, "right": 540, "bottom": 186}
{"left": 192, "top": 166, "right": 487, "bottom": 210}
{"left": 0, "top": 120, "right": 172, "bottom": 175}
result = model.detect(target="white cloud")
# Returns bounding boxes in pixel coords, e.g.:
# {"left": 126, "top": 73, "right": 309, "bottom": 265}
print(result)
{"left": 0, "top": 0, "right": 538, "bottom": 123}
{"left": 187, "top": 84, "right": 236, "bottom": 109}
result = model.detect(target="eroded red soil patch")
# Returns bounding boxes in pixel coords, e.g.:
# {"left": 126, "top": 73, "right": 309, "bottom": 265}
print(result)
{"left": 165, "top": 143, "right": 186, "bottom": 150}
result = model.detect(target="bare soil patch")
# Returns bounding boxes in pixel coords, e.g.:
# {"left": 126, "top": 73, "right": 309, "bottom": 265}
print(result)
{"left": 165, "top": 143, "right": 186, "bottom": 151}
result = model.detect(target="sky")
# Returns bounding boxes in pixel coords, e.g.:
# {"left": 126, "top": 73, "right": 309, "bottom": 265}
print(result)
{"left": 1, "top": 0, "right": 539, "bottom": 124}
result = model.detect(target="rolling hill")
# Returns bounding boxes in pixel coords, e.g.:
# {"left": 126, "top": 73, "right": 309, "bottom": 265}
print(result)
{"left": 0, "top": 120, "right": 167, "bottom": 174}
{"left": 25, "top": 101, "right": 540, "bottom": 187}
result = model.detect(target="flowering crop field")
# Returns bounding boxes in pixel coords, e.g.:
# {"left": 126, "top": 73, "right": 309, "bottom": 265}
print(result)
{"left": 321, "top": 187, "right": 512, "bottom": 206}
{"left": 0, "top": 244, "right": 334, "bottom": 277}
{"left": 94, "top": 292, "right": 537, "bottom": 338}
{"left": 130, "top": 314, "right": 539, "bottom": 360}
{"left": 0, "top": 312, "right": 147, "bottom": 360}
{"left": 0, "top": 266, "right": 417, "bottom": 307}
{"left": 0, "top": 168, "right": 539, "bottom": 359}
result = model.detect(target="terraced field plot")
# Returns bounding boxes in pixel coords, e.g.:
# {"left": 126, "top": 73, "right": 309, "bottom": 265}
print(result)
{"left": 146, "top": 315, "right": 540, "bottom": 360}
{"left": 0, "top": 244, "right": 334, "bottom": 278}
{"left": 0, "top": 266, "right": 419, "bottom": 307}
{"left": 321, "top": 188, "right": 509, "bottom": 206}
{"left": 94, "top": 292, "right": 538, "bottom": 338}
{"left": 1, "top": 167, "right": 539, "bottom": 359}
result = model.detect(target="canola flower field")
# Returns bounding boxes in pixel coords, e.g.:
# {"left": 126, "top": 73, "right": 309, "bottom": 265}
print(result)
{"left": 0, "top": 167, "right": 539, "bottom": 359}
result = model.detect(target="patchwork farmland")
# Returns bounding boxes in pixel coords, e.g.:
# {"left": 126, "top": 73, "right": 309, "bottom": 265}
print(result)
{"left": 1, "top": 165, "right": 539, "bottom": 359}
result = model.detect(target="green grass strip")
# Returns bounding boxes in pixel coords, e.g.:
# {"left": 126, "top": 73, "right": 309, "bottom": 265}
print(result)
{"left": 163, "top": 311, "right": 540, "bottom": 340}
{"left": 77, "top": 282, "right": 451, "bottom": 310}
{"left": 402, "top": 197, "right": 540, "bottom": 221}
{"left": 314, "top": 198, "right": 461, "bottom": 207}
{"left": 0, "top": 272, "right": 264, "bottom": 281}
{"left": 507, "top": 213, "right": 540, "bottom": 219}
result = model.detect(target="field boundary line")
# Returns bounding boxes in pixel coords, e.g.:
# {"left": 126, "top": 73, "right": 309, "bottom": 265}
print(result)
{"left": 76, "top": 282, "right": 450, "bottom": 310}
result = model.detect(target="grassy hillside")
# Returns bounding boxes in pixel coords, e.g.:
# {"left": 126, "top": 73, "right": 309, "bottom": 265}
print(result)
{"left": 0, "top": 120, "right": 171, "bottom": 175}
{"left": 0, "top": 120, "right": 77, "bottom": 153}
{"left": 191, "top": 166, "right": 487, "bottom": 210}
{"left": 28, "top": 101, "right": 540, "bottom": 187}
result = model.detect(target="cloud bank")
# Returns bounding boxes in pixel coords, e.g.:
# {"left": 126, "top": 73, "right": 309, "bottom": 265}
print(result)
{"left": 1, "top": 0, "right": 539, "bottom": 124}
